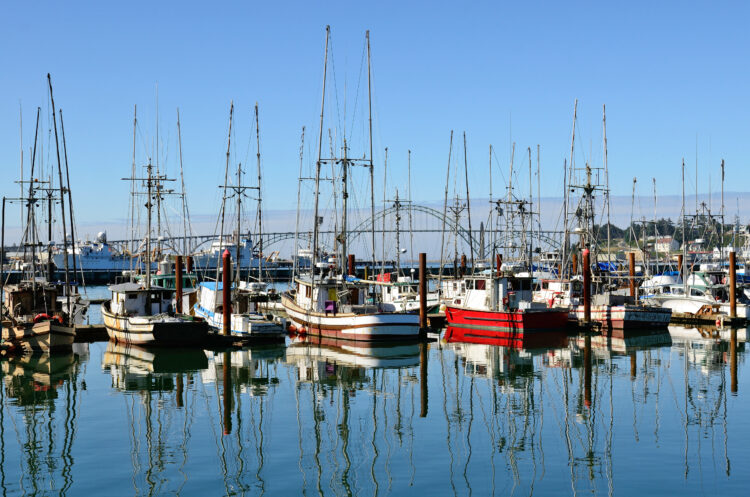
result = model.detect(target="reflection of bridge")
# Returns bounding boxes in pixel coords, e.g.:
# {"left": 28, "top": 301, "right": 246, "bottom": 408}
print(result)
{"left": 103, "top": 204, "right": 562, "bottom": 256}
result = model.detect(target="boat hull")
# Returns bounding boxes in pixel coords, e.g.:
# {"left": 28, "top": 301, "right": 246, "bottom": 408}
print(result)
{"left": 2, "top": 320, "right": 76, "bottom": 352}
{"left": 444, "top": 305, "right": 570, "bottom": 337}
{"left": 570, "top": 305, "right": 672, "bottom": 332}
{"left": 281, "top": 293, "right": 420, "bottom": 341}
{"left": 101, "top": 302, "right": 208, "bottom": 346}
{"left": 194, "top": 304, "right": 286, "bottom": 340}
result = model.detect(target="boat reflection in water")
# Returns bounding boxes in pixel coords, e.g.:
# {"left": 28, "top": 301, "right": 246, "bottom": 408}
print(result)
{"left": 102, "top": 341, "right": 208, "bottom": 391}
{"left": 202, "top": 344, "right": 286, "bottom": 397}
{"left": 1, "top": 346, "right": 86, "bottom": 495}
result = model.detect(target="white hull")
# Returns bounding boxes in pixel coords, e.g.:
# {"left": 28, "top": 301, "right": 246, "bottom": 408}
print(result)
{"left": 101, "top": 302, "right": 208, "bottom": 346}
{"left": 194, "top": 305, "right": 286, "bottom": 339}
{"left": 282, "top": 293, "right": 420, "bottom": 341}
{"left": 644, "top": 295, "right": 748, "bottom": 318}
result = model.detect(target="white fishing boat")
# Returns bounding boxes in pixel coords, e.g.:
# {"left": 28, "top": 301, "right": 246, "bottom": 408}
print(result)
{"left": 281, "top": 27, "right": 420, "bottom": 342}
{"left": 101, "top": 282, "right": 207, "bottom": 345}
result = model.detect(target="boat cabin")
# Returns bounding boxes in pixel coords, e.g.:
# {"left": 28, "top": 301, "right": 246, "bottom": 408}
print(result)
{"left": 2, "top": 282, "right": 62, "bottom": 320}
{"left": 450, "top": 275, "right": 541, "bottom": 311}
{"left": 109, "top": 283, "right": 174, "bottom": 316}
{"left": 293, "top": 276, "right": 371, "bottom": 314}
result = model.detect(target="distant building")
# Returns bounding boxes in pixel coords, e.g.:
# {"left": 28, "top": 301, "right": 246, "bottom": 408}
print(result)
{"left": 655, "top": 236, "right": 679, "bottom": 254}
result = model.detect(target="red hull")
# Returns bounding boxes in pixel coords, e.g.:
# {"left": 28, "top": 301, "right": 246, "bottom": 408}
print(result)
{"left": 445, "top": 305, "right": 570, "bottom": 335}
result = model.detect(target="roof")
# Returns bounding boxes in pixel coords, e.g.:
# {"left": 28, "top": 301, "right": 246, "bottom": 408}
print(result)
{"left": 109, "top": 282, "right": 145, "bottom": 292}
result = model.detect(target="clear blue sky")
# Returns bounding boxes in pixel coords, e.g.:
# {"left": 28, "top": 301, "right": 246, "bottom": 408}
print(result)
{"left": 1, "top": 0, "right": 748, "bottom": 233}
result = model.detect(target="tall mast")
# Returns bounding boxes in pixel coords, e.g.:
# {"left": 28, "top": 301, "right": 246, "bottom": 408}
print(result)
{"left": 564, "top": 99, "right": 578, "bottom": 278}
{"left": 407, "top": 150, "right": 414, "bottom": 269}
{"left": 130, "top": 105, "right": 137, "bottom": 275}
{"left": 528, "top": 147, "right": 533, "bottom": 272}
{"left": 341, "top": 139, "right": 349, "bottom": 277}
{"left": 255, "top": 103, "right": 263, "bottom": 283}
{"left": 367, "top": 29, "right": 376, "bottom": 274}
{"left": 25, "top": 108, "right": 41, "bottom": 294}
{"left": 146, "top": 162, "right": 153, "bottom": 289}
{"left": 463, "top": 132, "right": 474, "bottom": 272}
{"left": 395, "top": 189, "right": 401, "bottom": 273}
{"left": 381, "top": 147, "right": 387, "bottom": 276}
{"left": 311, "top": 26, "right": 330, "bottom": 295}
{"left": 48, "top": 74, "right": 71, "bottom": 321}
{"left": 682, "top": 159, "right": 686, "bottom": 290}
{"left": 19, "top": 104, "right": 23, "bottom": 231}
{"left": 59, "top": 110, "right": 78, "bottom": 284}
{"left": 235, "top": 161, "right": 243, "bottom": 284}
{"left": 292, "top": 126, "right": 305, "bottom": 278}
{"left": 218, "top": 101, "right": 234, "bottom": 277}
{"left": 155, "top": 85, "right": 162, "bottom": 258}
{"left": 438, "top": 131, "right": 453, "bottom": 289}
{"left": 488, "top": 144, "right": 493, "bottom": 263}
{"left": 721, "top": 159, "right": 725, "bottom": 261}
{"left": 176, "top": 108, "right": 191, "bottom": 258}
{"left": 603, "top": 105, "right": 611, "bottom": 273}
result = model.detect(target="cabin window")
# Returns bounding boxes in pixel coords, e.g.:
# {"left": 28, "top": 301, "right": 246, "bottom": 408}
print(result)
{"left": 127, "top": 294, "right": 138, "bottom": 300}
{"left": 476, "top": 280, "right": 486, "bottom": 290}
{"left": 690, "top": 288, "right": 704, "bottom": 297}
{"left": 542, "top": 281, "right": 549, "bottom": 290}
{"left": 305, "top": 285, "right": 312, "bottom": 298}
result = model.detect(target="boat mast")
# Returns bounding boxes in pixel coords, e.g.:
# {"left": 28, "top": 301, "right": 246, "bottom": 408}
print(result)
{"left": 255, "top": 103, "right": 263, "bottom": 283}
{"left": 488, "top": 145, "right": 494, "bottom": 265}
{"left": 341, "top": 139, "right": 349, "bottom": 277}
{"left": 395, "top": 189, "right": 401, "bottom": 273}
{"left": 145, "top": 162, "right": 153, "bottom": 290}
{"left": 48, "top": 74, "right": 71, "bottom": 322}
{"left": 721, "top": 159, "right": 725, "bottom": 264}
{"left": 19, "top": 105, "right": 23, "bottom": 233}
{"left": 563, "top": 99, "right": 578, "bottom": 279}
{"left": 603, "top": 105, "right": 611, "bottom": 277}
{"left": 292, "top": 126, "right": 305, "bottom": 279}
{"left": 176, "top": 108, "right": 192, "bottom": 258}
{"left": 130, "top": 105, "right": 137, "bottom": 276}
{"left": 25, "top": 108, "right": 41, "bottom": 295}
{"left": 59, "top": 110, "right": 78, "bottom": 285}
{"left": 381, "top": 147, "right": 387, "bottom": 276}
{"left": 682, "top": 159, "right": 687, "bottom": 290}
{"left": 407, "top": 150, "right": 414, "bottom": 270}
{"left": 235, "top": 161, "right": 242, "bottom": 285}
{"left": 438, "top": 131, "right": 453, "bottom": 290}
{"left": 528, "top": 147, "right": 533, "bottom": 273}
{"left": 367, "top": 29, "right": 376, "bottom": 276}
{"left": 463, "top": 132, "right": 474, "bottom": 272}
{"left": 218, "top": 101, "right": 234, "bottom": 287}
{"left": 311, "top": 26, "right": 330, "bottom": 297}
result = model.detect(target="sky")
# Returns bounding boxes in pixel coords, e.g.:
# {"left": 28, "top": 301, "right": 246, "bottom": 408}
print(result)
{"left": 1, "top": 0, "right": 748, "bottom": 249}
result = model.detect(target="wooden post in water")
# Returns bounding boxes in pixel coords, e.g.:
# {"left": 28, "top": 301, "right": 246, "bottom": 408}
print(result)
{"left": 419, "top": 253, "right": 427, "bottom": 332}
{"left": 582, "top": 249, "right": 591, "bottom": 324}
{"left": 729, "top": 250, "right": 737, "bottom": 318}
{"left": 420, "top": 341, "right": 428, "bottom": 417}
{"left": 572, "top": 252, "right": 578, "bottom": 276}
{"left": 175, "top": 255, "right": 183, "bottom": 314}
{"left": 677, "top": 253, "right": 683, "bottom": 281}
{"left": 222, "top": 351, "right": 232, "bottom": 434}
{"left": 630, "top": 351, "right": 636, "bottom": 378}
{"left": 628, "top": 252, "right": 636, "bottom": 299}
{"left": 496, "top": 254, "right": 502, "bottom": 276}
{"left": 186, "top": 255, "right": 193, "bottom": 274}
{"left": 222, "top": 249, "right": 231, "bottom": 336}
{"left": 460, "top": 254, "right": 467, "bottom": 278}
{"left": 348, "top": 254, "right": 355, "bottom": 276}
{"left": 729, "top": 328, "right": 737, "bottom": 393}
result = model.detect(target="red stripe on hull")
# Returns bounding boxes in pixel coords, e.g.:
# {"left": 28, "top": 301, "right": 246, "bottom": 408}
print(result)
{"left": 445, "top": 306, "right": 569, "bottom": 333}
{"left": 287, "top": 321, "right": 419, "bottom": 342}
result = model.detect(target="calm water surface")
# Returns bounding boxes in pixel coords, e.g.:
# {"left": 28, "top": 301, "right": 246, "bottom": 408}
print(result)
{"left": 1, "top": 286, "right": 748, "bottom": 496}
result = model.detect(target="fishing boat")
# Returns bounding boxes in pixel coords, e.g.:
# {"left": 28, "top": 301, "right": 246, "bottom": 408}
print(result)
{"left": 192, "top": 103, "right": 285, "bottom": 340}
{"left": 444, "top": 273, "right": 570, "bottom": 338}
{"left": 101, "top": 282, "right": 207, "bottom": 345}
{"left": 101, "top": 158, "right": 208, "bottom": 346}
{"left": 281, "top": 27, "right": 420, "bottom": 342}
{"left": 1, "top": 282, "right": 76, "bottom": 351}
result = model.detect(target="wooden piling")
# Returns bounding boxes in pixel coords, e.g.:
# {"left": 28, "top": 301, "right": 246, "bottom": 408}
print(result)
{"left": 186, "top": 255, "right": 193, "bottom": 274}
{"left": 582, "top": 249, "right": 591, "bottom": 324}
{"left": 348, "top": 254, "right": 355, "bottom": 276}
{"left": 677, "top": 253, "right": 683, "bottom": 281}
{"left": 628, "top": 252, "right": 636, "bottom": 298}
{"left": 572, "top": 252, "right": 578, "bottom": 276}
{"left": 460, "top": 254, "right": 467, "bottom": 277}
{"left": 419, "top": 253, "right": 427, "bottom": 332}
{"left": 175, "top": 255, "right": 183, "bottom": 314}
{"left": 630, "top": 351, "right": 636, "bottom": 378}
{"left": 176, "top": 374, "right": 184, "bottom": 408}
{"left": 729, "top": 250, "right": 737, "bottom": 318}
{"left": 222, "top": 249, "right": 231, "bottom": 336}
{"left": 496, "top": 254, "right": 502, "bottom": 276}
{"left": 584, "top": 334, "right": 591, "bottom": 408}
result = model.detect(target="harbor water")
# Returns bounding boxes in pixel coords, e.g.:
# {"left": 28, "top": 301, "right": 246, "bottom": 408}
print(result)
{"left": 0, "top": 286, "right": 748, "bottom": 495}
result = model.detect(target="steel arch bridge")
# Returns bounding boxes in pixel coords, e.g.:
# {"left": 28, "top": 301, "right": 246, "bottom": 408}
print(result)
{"left": 106, "top": 203, "right": 562, "bottom": 256}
